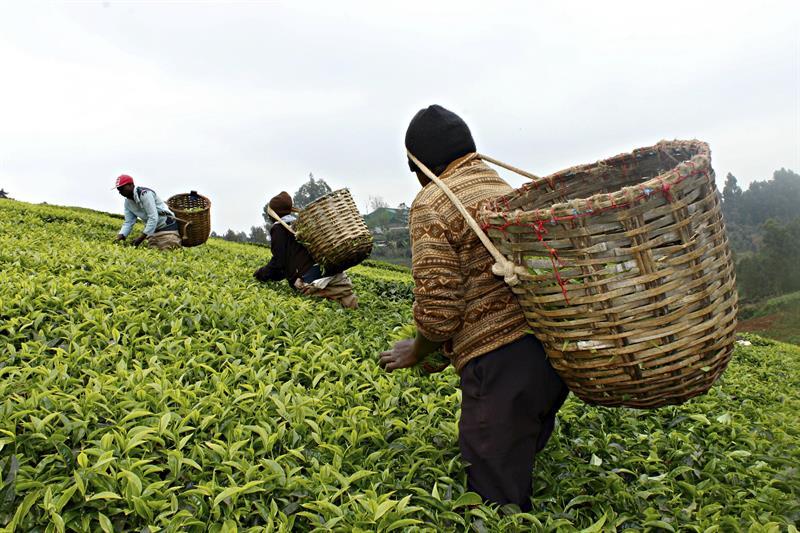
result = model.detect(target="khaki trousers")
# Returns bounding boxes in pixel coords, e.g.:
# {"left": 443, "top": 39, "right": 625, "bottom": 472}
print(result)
{"left": 147, "top": 230, "right": 182, "bottom": 251}
{"left": 294, "top": 272, "right": 358, "bottom": 309}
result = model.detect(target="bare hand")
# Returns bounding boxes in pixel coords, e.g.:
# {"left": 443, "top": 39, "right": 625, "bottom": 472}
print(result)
{"left": 379, "top": 339, "right": 418, "bottom": 372}
{"left": 115, "top": 234, "right": 126, "bottom": 242}
{"left": 132, "top": 234, "right": 147, "bottom": 247}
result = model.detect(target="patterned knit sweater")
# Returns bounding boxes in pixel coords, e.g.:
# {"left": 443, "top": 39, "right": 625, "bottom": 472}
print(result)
{"left": 410, "top": 153, "right": 528, "bottom": 372}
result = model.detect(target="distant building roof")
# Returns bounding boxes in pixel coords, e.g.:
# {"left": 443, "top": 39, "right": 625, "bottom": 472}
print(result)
{"left": 364, "top": 206, "right": 409, "bottom": 229}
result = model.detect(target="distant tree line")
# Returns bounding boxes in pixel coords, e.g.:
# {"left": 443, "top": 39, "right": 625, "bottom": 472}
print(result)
{"left": 211, "top": 226, "right": 269, "bottom": 245}
{"left": 722, "top": 168, "right": 800, "bottom": 302}
{"left": 735, "top": 218, "right": 800, "bottom": 301}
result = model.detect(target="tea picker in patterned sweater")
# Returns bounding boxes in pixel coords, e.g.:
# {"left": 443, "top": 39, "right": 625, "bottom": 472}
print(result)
{"left": 254, "top": 192, "right": 358, "bottom": 309}
{"left": 378, "top": 105, "right": 569, "bottom": 512}
{"left": 114, "top": 174, "right": 181, "bottom": 251}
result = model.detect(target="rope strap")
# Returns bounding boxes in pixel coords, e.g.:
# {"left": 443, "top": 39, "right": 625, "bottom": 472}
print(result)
{"left": 172, "top": 217, "right": 192, "bottom": 241}
{"left": 407, "top": 151, "right": 525, "bottom": 287}
{"left": 477, "top": 153, "right": 541, "bottom": 181}
{"left": 267, "top": 205, "right": 297, "bottom": 236}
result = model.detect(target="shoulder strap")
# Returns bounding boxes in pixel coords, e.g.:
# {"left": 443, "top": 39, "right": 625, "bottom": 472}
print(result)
{"left": 267, "top": 205, "right": 296, "bottom": 236}
{"left": 135, "top": 186, "right": 172, "bottom": 217}
{"left": 407, "top": 150, "right": 526, "bottom": 287}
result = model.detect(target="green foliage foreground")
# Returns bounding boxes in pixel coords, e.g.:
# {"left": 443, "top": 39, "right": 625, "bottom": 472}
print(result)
{"left": 1, "top": 200, "right": 798, "bottom": 532}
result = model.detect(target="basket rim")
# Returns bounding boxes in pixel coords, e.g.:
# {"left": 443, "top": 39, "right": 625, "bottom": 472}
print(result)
{"left": 167, "top": 192, "right": 212, "bottom": 211}
{"left": 299, "top": 188, "right": 351, "bottom": 212}
{"left": 480, "top": 139, "right": 710, "bottom": 225}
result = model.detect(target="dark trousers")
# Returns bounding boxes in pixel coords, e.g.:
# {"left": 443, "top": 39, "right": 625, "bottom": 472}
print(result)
{"left": 300, "top": 263, "right": 346, "bottom": 284}
{"left": 459, "top": 335, "right": 569, "bottom": 511}
{"left": 301, "top": 264, "right": 323, "bottom": 283}
{"left": 158, "top": 216, "right": 179, "bottom": 233}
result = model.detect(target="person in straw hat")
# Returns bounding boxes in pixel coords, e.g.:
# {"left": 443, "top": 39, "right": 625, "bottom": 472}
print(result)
{"left": 113, "top": 174, "right": 181, "bottom": 251}
{"left": 378, "top": 105, "right": 569, "bottom": 511}
{"left": 254, "top": 191, "right": 358, "bottom": 309}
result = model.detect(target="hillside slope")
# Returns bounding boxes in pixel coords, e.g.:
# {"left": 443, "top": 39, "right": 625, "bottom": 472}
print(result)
{"left": 1, "top": 200, "right": 798, "bottom": 531}
{"left": 738, "top": 292, "right": 800, "bottom": 345}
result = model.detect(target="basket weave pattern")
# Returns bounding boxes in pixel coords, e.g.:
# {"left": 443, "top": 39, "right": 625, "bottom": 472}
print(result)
{"left": 167, "top": 192, "right": 211, "bottom": 247}
{"left": 294, "top": 189, "right": 373, "bottom": 270}
{"left": 478, "top": 141, "right": 737, "bottom": 408}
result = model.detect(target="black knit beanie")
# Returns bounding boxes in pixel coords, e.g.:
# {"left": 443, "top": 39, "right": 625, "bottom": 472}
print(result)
{"left": 404, "top": 105, "right": 476, "bottom": 174}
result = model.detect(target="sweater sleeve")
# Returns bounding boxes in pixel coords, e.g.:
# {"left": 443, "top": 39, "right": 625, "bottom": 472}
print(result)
{"left": 409, "top": 202, "right": 466, "bottom": 342}
{"left": 255, "top": 225, "right": 289, "bottom": 281}
{"left": 119, "top": 201, "right": 137, "bottom": 237}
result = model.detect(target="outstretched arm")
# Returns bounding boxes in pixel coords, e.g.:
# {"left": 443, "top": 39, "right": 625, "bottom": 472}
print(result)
{"left": 254, "top": 225, "right": 289, "bottom": 281}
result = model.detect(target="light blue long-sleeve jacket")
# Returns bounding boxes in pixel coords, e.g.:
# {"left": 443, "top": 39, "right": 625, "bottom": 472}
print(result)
{"left": 119, "top": 187, "right": 175, "bottom": 237}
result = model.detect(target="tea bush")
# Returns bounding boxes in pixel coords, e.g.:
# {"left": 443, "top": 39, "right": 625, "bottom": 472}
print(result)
{"left": 1, "top": 200, "right": 798, "bottom": 532}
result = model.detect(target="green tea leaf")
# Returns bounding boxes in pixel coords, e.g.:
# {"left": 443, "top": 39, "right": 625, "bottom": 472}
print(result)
{"left": 97, "top": 512, "right": 114, "bottom": 533}
{"left": 213, "top": 480, "right": 265, "bottom": 507}
{"left": 385, "top": 518, "right": 423, "bottom": 531}
{"left": 452, "top": 492, "right": 483, "bottom": 508}
{"left": 87, "top": 491, "right": 122, "bottom": 501}
{"left": 579, "top": 513, "right": 606, "bottom": 533}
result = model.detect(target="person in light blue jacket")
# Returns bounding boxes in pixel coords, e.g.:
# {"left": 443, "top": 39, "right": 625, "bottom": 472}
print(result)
{"left": 113, "top": 174, "right": 182, "bottom": 250}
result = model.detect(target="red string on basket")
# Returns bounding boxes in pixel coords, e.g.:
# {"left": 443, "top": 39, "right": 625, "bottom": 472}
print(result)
{"left": 531, "top": 220, "right": 571, "bottom": 304}
{"left": 661, "top": 180, "right": 674, "bottom": 203}
{"left": 549, "top": 247, "right": 569, "bottom": 303}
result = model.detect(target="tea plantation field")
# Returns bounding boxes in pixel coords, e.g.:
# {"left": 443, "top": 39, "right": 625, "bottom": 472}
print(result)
{"left": 1, "top": 200, "right": 798, "bottom": 532}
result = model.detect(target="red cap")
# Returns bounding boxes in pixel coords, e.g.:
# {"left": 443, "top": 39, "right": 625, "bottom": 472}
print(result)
{"left": 114, "top": 174, "right": 134, "bottom": 189}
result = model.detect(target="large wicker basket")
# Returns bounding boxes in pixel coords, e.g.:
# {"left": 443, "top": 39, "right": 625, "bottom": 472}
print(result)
{"left": 167, "top": 191, "right": 211, "bottom": 247}
{"left": 293, "top": 189, "right": 373, "bottom": 270}
{"left": 476, "top": 140, "right": 737, "bottom": 408}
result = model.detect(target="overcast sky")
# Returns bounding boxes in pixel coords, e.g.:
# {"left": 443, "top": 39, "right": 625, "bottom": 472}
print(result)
{"left": 1, "top": 1, "right": 798, "bottom": 233}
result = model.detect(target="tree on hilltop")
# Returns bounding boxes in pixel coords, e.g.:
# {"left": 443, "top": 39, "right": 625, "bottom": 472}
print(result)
{"left": 293, "top": 173, "right": 332, "bottom": 208}
{"left": 722, "top": 173, "right": 742, "bottom": 206}
{"left": 261, "top": 173, "right": 333, "bottom": 225}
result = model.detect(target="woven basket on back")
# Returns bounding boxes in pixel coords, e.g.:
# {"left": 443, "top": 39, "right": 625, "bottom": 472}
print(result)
{"left": 167, "top": 191, "right": 211, "bottom": 247}
{"left": 472, "top": 140, "right": 737, "bottom": 408}
{"left": 293, "top": 189, "right": 373, "bottom": 270}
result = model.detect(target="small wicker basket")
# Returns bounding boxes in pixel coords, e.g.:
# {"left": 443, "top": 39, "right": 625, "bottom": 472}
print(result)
{"left": 167, "top": 191, "right": 211, "bottom": 247}
{"left": 293, "top": 189, "right": 373, "bottom": 270}
{"left": 477, "top": 140, "right": 737, "bottom": 408}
